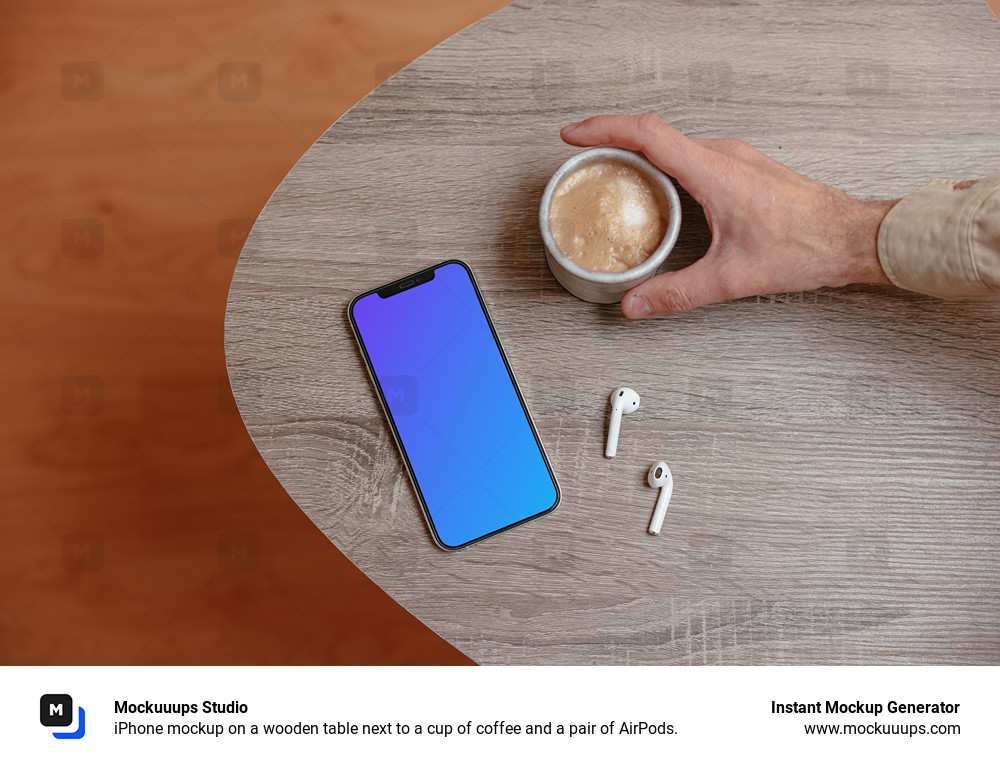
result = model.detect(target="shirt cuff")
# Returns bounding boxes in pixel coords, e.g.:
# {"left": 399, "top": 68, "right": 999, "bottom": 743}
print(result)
{"left": 877, "top": 174, "right": 1000, "bottom": 299}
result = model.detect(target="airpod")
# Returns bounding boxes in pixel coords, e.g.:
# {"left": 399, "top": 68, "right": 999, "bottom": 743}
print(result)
{"left": 647, "top": 460, "right": 673, "bottom": 535}
{"left": 605, "top": 387, "right": 640, "bottom": 458}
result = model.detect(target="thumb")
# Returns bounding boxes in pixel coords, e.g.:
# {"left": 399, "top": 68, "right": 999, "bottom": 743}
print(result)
{"left": 621, "top": 259, "right": 730, "bottom": 318}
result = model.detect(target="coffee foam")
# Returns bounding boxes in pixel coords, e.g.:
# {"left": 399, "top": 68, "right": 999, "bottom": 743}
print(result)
{"left": 549, "top": 160, "right": 668, "bottom": 273}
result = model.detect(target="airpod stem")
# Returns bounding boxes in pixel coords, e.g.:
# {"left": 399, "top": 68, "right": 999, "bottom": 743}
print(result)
{"left": 606, "top": 411, "right": 622, "bottom": 458}
{"left": 648, "top": 485, "right": 672, "bottom": 535}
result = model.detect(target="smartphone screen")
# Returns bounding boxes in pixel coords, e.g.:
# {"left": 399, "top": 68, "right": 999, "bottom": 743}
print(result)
{"left": 349, "top": 260, "right": 560, "bottom": 549}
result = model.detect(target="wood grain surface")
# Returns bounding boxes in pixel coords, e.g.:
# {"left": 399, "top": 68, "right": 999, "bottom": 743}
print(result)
{"left": 225, "top": 0, "right": 1000, "bottom": 664}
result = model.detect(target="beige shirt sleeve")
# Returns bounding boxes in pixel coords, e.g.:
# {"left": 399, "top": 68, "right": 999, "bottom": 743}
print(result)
{"left": 877, "top": 174, "right": 1000, "bottom": 299}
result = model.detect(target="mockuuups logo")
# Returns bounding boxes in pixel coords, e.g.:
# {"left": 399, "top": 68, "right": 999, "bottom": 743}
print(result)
{"left": 40, "top": 694, "right": 86, "bottom": 739}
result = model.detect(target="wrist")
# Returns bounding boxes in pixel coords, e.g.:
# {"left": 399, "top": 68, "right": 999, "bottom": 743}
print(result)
{"left": 843, "top": 197, "right": 899, "bottom": 285}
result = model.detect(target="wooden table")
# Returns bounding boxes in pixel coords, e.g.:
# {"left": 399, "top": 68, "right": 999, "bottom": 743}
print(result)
{"left": 224, "top": 0, "right": 1000, "bottom": 664}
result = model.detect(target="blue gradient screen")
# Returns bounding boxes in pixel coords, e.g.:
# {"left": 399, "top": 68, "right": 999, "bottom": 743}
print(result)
{"left": 350, "top": 262, "right": 559, "bottom": 548}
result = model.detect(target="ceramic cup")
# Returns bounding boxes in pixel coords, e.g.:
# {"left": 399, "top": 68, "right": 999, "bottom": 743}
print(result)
{"left": 539, "top": 147, "right": 681, "bottom": 304}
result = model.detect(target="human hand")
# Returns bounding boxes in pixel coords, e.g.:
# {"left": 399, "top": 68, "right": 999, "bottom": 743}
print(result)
{"left": 560, "top": 114, "right": 898, "bottom": 318}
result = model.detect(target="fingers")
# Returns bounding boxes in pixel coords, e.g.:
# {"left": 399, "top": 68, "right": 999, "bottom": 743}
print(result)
{"left": 561, "top": 114, "right": 721, "bottom": 201}
{"left": 621, "top": 258, "right": 732, "bottom": 318}
{"left": 561, "top": 116, "right": 784, "bottom": 316}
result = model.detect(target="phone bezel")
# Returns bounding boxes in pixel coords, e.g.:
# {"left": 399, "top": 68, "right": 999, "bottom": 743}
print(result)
{"left": 348, "top": 259, "right": 561, "bottom": 550}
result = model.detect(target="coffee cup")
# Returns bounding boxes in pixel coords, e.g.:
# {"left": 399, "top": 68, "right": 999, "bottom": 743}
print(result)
{"left": 540, "top": 147, "right": 681, "bottom": 304}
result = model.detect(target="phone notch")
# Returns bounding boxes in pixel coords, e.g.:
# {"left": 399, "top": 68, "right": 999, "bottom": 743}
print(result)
{"left": 377, "top": 266, "right": 436, "bottom": 298}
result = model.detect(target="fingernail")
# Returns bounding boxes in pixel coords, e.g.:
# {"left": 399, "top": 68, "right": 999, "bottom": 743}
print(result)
{"left": 623, "top": 294, "right": 651, "bottom": 318}
{"left": 561, "top": 121, "right": 581, "bottom": 133}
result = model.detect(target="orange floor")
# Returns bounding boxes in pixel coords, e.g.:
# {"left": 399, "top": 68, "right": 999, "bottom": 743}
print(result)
{"left": 1, "top": 0, "right": 509, "bottom": 664}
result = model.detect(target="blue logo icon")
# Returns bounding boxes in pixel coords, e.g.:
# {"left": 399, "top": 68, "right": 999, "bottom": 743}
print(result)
{"left": 40, "top": 694, "right": 86, "bottom": 739}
